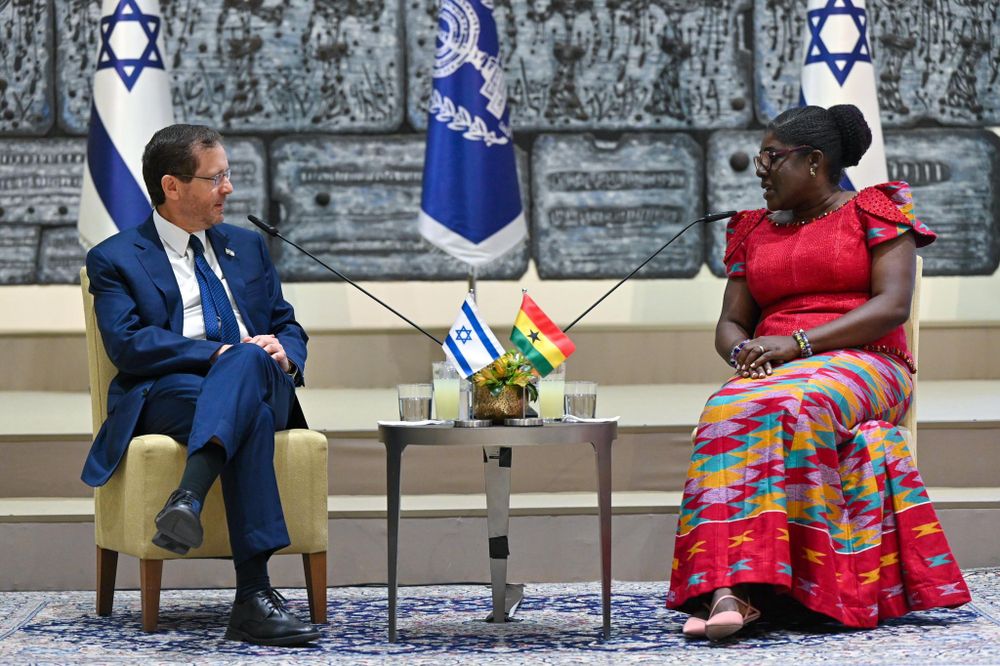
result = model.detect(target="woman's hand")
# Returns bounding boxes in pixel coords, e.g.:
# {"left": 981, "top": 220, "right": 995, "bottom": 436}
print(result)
{"left": 736, "top": 335, "right": 801, "bottom": 379}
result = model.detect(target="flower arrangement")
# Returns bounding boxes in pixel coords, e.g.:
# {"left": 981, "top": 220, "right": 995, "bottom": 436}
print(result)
{"left": 471, "top": 350, "right": 539, "bottom": 402}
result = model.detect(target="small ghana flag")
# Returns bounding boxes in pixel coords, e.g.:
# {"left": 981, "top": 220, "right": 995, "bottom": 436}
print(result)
{"left": 510, "top": 293, "right": 575, "bottom": 377}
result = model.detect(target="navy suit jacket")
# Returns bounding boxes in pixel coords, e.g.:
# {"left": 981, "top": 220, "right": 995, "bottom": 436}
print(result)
{"left": 81, "top": 215, "right": 308, "bottom": 487}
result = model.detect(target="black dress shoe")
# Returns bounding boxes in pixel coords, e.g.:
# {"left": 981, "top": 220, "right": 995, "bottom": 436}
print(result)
{"left": 225, "top": 588, "right": 321, "bottom": 646}
{"left": 151, "top": 530, "right": 190, "bottom": 555}
{"left": 153, "top": 489, "right": 203, "bottom": 552}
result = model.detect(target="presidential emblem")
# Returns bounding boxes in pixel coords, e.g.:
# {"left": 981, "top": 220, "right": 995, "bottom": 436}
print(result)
{"left": 433, "top": 0, "right": 507, "bottom": 122}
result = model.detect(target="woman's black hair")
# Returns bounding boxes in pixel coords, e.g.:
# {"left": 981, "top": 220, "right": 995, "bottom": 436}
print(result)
{"left": 766, "top": 105, "right": 872, "bottom": 183}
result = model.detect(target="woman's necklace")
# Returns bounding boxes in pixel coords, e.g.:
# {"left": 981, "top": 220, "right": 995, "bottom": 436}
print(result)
{"left": 769, "top": 195, "right": 855, "bottom": 227}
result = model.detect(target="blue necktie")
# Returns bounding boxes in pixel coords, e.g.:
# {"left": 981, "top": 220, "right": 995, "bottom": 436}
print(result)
{"left": 188, "top": 235, "right": 241, "bottom": 344}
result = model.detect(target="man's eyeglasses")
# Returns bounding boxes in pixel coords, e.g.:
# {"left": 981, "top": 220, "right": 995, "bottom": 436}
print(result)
{"left": 174, "top": 168, "right": 232, "bottom": 188}
{"left": 754, "top": 146, "right": 812, "bottom": 172}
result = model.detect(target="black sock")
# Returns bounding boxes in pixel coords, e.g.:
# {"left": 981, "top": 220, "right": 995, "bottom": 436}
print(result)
{"left": 178, "top": 442, "right": 226, "bottom": 504}
{"left": 235, "top": 551, "right": 271, "bottom": 602}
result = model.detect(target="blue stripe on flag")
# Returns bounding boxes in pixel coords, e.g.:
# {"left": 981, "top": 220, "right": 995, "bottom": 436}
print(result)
{"left": 86, "top": 103, "right": 151, "bottom": 231}
{"left": 461, "top": 300, "right": 500, "bottom": 358}
{"left": 445, "top": 335, "right": 474, "bottom": 376}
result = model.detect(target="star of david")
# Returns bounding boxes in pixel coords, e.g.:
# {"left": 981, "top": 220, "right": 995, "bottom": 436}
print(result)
{"left": 455, "top": 326, "right": 473, "bottom": 344}
{"left": 96, "top": 0, "right": 165, "bottom": 92}
{"left": 803, "top": 0, "right": 871, "bottom": 87}
{"left": 528, "top": 330, "right": 540, "bottom": 344}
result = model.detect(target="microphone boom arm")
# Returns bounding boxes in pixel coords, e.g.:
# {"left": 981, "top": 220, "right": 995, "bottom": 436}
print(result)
{"left": 563, "top": 211, "right": 737, "bottom": 333}
{"left": 248, "top": 215, "right": 443, "bottom": 346}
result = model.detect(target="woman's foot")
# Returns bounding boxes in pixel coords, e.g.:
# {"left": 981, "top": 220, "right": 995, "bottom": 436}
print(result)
{"left": 681, "top": 606, "right": 710, "bottom": 639}
{"left": 705, "top": 588, "right": 760, "bottom": 641}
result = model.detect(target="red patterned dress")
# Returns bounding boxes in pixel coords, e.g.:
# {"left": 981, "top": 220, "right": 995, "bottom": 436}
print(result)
{"left": 667, "top": 182, "right": 971, "bottom": 627}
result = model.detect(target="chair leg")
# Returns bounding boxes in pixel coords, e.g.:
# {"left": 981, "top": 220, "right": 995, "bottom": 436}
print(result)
{"left": 96, "top": 546, "right": 118, "bottom": 616}
{"left": 139, "top": 559, "right": 164, "bottom": 632}
{"left": 302, "top": 552, "right": 327, "bottom": 624}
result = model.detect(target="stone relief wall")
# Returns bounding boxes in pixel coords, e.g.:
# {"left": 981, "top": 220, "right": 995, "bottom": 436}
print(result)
{"left": 0, "top": 0, "right": 998, "bottom": 284}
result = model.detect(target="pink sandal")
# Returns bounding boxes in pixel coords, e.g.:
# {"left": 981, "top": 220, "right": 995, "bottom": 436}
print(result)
{"left": 682, "top": 614, "right": 708, "bottom": 639}
{"left": 705, "top": 594, "right": 760, "bottom": 641}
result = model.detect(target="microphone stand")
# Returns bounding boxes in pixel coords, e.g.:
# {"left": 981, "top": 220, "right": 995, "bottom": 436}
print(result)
{"left": 563, "top": 211, "right": 737, "bottom": 333}
{"left": 248, "top": 215, "right": 444, "bottom": 346}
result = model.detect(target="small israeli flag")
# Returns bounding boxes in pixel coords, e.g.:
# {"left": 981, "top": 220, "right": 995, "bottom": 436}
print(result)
{"left": 443, "top": 295, "right": 505, "bottom": 378}
{"left": 418, "top": 0, "right": 526, "bottom": 267}
{"left": 77, "top": 0, "right": 174, "bottom": 248}
{"left": 800, "top": 0, "right": 887, "bottom": 190}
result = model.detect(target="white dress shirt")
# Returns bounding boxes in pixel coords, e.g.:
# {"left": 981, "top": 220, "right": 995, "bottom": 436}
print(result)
{"left": 152, "top": 209, "right": 250, "bottom": 341}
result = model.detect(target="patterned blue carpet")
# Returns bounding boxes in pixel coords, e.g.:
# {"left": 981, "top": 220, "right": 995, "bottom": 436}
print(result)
{"left": 2, "top": 570, "right": 999, "bottom": 664}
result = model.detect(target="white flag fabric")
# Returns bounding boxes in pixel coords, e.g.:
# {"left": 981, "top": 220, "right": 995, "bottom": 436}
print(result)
{"left": 77, "top": 0, "right": 174, "bottom": 248}
{"left": 418, "top": 0, "right": 526, "bottom": 266}
{"left": 443, "top": 295, "right": 505, "bottom": 378}
{"left": 799, "top": 0, "right": 887, "bottom": 190}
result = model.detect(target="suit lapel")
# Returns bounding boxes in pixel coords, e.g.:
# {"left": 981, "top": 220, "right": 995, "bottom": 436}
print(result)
{"left": 208, "top": 226, "right": 256, "bottom": 336}
{"left": 134, "top": 217, "right": 184, "bottom": 333}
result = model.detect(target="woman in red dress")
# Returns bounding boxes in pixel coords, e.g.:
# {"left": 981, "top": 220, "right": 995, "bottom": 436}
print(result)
{"left": 669, "top": 104, "right": 970, "bottom": 641}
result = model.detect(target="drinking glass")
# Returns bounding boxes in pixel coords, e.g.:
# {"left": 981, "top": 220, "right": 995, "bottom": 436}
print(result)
{"left": 432, "top": 361, "right": 461, "bottom": 420}
{"left": 397, "top": 383, "right": 433, "bottom": 421}
{"left": 538, "top": 362, "right": 567, "bottom": 419}
{"left": 563, "top": 380, "right": 597, "bottom": 418}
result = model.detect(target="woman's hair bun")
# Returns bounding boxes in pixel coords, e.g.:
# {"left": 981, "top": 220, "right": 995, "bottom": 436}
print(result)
{"left": 827, "top": 104, "right": 872, "bottom": 168}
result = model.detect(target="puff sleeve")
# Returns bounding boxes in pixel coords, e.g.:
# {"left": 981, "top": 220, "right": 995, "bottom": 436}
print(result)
{"left": 856, "top": 182, "right": 936, "bottom": 249}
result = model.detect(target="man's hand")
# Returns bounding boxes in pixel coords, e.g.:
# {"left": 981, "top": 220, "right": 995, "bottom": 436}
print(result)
{"left": 243, "top": 334, "right": 291, "bottom": 373}
{"left": 210, "top": 344, "right": 232, "bottom": 364}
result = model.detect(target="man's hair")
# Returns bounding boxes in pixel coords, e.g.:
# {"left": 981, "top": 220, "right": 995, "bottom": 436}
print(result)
{"left": 766, "top": 105, "right": 872, "bottom": 184}
{"left": 142, "top": 124, "right": 223, "bottom": 205}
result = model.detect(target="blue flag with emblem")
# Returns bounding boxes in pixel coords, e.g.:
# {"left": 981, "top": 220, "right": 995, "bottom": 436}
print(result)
{"left": 78, "top": 0, "right": 175, "bottom": 248}
{"left": 799, "top": 0, "right": 887, "bottom": 190}
{"left": 418, "top": 0, "right": 526, "bottom": 267}
{"left": 443, "top": 295, "right": 505, "bottom": 378}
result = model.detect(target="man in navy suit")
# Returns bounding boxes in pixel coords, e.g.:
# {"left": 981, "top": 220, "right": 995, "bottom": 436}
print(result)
{"left": 82, "top": 124, "right": 319, "bottom": 646}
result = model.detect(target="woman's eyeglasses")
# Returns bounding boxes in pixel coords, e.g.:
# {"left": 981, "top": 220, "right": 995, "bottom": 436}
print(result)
{"left": 754, "top": 146, "right": 812, "bottom": 172}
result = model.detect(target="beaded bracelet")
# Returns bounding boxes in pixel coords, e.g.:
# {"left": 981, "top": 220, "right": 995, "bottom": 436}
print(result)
{"left": 729, "top": 339, "right": 750, "bottom": 367}
{"left": 792, "top": 329, "right": 814, "bottom": 358}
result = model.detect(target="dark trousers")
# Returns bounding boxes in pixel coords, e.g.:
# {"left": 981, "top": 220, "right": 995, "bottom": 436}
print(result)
{"left": 137, "top": 344, "right": 295, "bottom": 566}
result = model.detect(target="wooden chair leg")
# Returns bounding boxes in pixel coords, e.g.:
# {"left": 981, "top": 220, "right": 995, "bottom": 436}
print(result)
{"left": 139, "top": 559, "right": 164, "bottom": 632}
{"left": 302, "top": 552, "right": 327, "bottom": 624}
{"left": 96, "top": 546, "right": 118, "bottom": 616}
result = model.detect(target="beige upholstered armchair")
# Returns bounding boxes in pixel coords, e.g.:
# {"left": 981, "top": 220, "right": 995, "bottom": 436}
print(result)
{"left": 81, "top": 267, "right": 329, "bottom": 632}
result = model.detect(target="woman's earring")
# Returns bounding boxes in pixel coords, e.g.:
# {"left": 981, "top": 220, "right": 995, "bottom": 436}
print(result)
{"left": 810, "top": 165, "right": 817, "bottom": 178}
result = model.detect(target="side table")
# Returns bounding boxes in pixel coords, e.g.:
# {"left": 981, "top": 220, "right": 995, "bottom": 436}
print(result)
{"left": 376, "top": 421, "right": 619, "bottom": 641}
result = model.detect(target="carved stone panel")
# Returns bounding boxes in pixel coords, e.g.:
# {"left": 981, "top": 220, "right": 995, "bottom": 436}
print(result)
{"left": 0, "top": 225, "right": 39, "bottom": 283}
{"left": 532, "top": 133, "right": 704, "bottom": 279}
{"left": 755, "top": 0, "right": 1000, "bottom": 126}
{"left": 0, "top": 139, "right": 86, "bottom": 284}
{"left": 218, "top": 137, "right": 269, "bottom": 234}
{"left": 886, "top": 129, "right": 999, "bottom": 276}
{"left": 704, "top": 130, "right": 767, "bottom": 277}
{"left": 0, "top": 137, "right": 265, "bottom": 283}
{"left": 270, "top": 135, "right": 530, "bottom": 281}
{"left": 0, "top": 0, "right": 53, "bottom": 134}
{"left": 406, "top": 0, "right": 754, "bottom": 132}
{"left": 705, "top": 129, "right": 1000, "bottom": 277}
{"left": 56, "top": 0, "right": 403, "bottom": 134}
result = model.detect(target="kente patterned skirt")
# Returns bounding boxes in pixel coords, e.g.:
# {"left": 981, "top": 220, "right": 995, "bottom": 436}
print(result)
{"left": 667, "top": 350, "right": 971, "bottom": 627}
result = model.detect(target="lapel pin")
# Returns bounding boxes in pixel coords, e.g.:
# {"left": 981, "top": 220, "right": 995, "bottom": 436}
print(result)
{"left": 225, "top": 248, "right": 236, "bottom": 257}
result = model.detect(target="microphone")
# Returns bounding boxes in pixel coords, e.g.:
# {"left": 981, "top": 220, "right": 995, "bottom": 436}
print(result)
{"left": 248, "top": 215, "right": 444, "bottom": 346}
{"left": 563, "top": 211, "right": 737, "bottom": 332}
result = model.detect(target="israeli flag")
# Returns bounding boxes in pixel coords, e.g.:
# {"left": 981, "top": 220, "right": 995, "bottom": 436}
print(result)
{"left": 418, "top": 0, "right": 526, "bottom": 267}
{"left": 77, "top": 0, "right": 174, "bottom": 248}
{"left": 443, "top": 295, "right": 505, "bottom": 378}
{"left": 800, "top": 0, "right": 887, "bottom": 190}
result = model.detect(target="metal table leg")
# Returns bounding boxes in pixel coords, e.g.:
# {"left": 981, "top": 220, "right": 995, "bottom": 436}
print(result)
{"left": 593, "top": 437, "right": 613, "bottom": 639}
{"left": 386, "top": 443, "right": 405, "bottom": 642}
{"left": 484, "top": 446, "right": 512, "bottom": 622}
